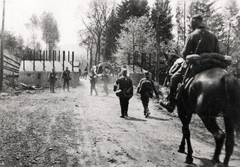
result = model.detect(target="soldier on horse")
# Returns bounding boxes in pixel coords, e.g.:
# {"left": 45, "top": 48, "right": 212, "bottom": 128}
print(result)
{"left": 160, "top": 14, "right": 240, "bottom": 166}
{"left": 160, "top": 14, "right": 220, "bottom": 113}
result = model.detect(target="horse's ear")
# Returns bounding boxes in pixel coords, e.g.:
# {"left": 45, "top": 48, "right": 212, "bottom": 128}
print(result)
{"left": 174, "top": 48, "right": 178, "bottom": 54}
{"left": 163, "top": 51, "right": 168, "bottom": 61}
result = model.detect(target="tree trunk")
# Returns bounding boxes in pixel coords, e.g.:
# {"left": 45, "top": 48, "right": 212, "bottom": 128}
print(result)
{"left": 155, "top": 43, "right": 160, "bottom": 84}
{"left": 90, "top": 48, "right": 93, "bottom": 71}
{"left": 94, "top": 50, "right": 97, "bottom": 65}
{"left": 97, "top": 38, "right": 101, "bottom": 63}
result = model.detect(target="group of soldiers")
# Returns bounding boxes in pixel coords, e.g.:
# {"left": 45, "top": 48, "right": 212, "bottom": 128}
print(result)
{"left": 114, "top": 68, "right": 159, "bottom": 118}
{"left": 87, "top": 64, "right": 159, "bottom": 118}
{"left": 113, "top": 14, "right": 222, "bottom": 118}
{"left": 48, "top": 67, "right": 71, "bottom": 93}
{"left": 48, "top": 14, "right": 221, "bottom": 119}
{"left": 89, "top": 65, "right": 110, "bottom": 96}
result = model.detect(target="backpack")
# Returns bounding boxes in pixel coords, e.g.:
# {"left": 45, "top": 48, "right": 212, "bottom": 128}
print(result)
{"left": 138, "top": 79, "right": 153, "bottom": 97}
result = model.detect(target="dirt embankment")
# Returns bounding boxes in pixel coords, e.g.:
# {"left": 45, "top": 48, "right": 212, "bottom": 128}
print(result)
{"left": 0, "top": 79, "right": 239, "bottom": 167}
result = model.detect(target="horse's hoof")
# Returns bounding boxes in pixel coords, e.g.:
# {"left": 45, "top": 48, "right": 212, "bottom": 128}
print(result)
{"left": 185, "top": 156, "right": 193, "bottom": 164}
{"left": 211, "top": 158, "right": 221, "bottom": 164}
{"left": 178, "top": 147, "right": 185, "bottom": 153}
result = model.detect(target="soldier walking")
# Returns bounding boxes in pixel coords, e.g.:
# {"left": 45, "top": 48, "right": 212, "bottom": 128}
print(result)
{"left": 114, "top": 68, "right": 133, "bottom": 118}
{"left": 90, "top": 65, "right": 98, "bottom": 96}
{"left": 48, "top": 68, "right": 57, "bottom": 93}
{"left": 62, "top": 67, "right": 71, "bottom": 92}
{"left": 137, "top": 71, "right": 159, "bottom": 118}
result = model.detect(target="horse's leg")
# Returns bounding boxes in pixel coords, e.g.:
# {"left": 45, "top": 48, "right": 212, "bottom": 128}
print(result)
{"left": 201, "top": 117, "right": 225, "bottom": 164}
{"left": 178, "top": 135, "right": 186, "bottom": 153}
{"left": 179, "top": 113, "right": 193, "bottom": 163}
{"left": 223, "top": 116, "right": 234, "bottom": 166}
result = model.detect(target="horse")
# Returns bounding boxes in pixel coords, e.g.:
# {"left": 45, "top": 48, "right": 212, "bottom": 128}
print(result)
{"left": 165, "top": 54, "right": 240, "bottom": 166}
{"left": 179, "top": 68, "right": 240, "bottom": 166}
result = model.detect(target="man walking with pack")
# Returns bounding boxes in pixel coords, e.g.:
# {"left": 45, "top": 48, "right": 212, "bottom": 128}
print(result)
{"left": 114, "top": 68, "right": 133, "bottom": 118}
{"left": 137, "top": 71, "right": 159, "bottom": 118}
{"left": 62, "top": 67, "right": 71, "bottom": 92}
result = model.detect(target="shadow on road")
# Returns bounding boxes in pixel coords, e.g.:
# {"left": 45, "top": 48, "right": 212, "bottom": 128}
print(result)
{"left": 147, "top": 116, "right": 170, "bottom": 121}
{"left": 183, "top": 164, "right": 198, "bottom": 167}
{"left": 192, "top": 156, "right": 228, "bottom": 167}
{"left": 125, "top": 117, "right": 147, "bottom": 122}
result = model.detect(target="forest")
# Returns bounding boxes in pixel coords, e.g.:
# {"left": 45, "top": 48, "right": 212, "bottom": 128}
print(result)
{"left": 79, "top": 0, "right": 240, "bottom": 77}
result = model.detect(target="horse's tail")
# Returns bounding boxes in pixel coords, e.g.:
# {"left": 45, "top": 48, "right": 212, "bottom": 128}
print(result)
{"left": 224, "top": 74, "right": 240, "bottom": 134}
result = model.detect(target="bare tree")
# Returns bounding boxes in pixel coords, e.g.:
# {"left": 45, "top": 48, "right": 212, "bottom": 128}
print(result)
{"left": 81, "top": 0, "right": 112, "bottom": 64}
{"left": 79, "top": 29, "right": 95, "bottom": 71}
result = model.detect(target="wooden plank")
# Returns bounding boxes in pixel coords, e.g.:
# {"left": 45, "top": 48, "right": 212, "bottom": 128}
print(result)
{"left": 4, "top": 66, "right": 19, "bottom": 73}
{"left": 4, "top": 55, "right": 20, "bottom": 65}
{"left": 3, "top": 60, "right": 19, "bottom": 69}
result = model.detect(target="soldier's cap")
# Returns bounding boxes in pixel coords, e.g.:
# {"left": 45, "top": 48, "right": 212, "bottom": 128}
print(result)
{"left": 122, "top": 68, "right": 127, "bottom": 72}
{"left": 144, "top": 71, "right": 149, "bottom": 75}
{"left": 192, "top": 14, "right": 203, "bottom": 22}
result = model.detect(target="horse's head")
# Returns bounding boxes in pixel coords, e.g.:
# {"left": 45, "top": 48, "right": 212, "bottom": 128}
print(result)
{"left": 163, "top": 52, "right": 181, "bottom": 68}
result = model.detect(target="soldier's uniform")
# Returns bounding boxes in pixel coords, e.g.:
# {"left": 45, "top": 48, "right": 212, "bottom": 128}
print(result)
{"left": 114, "top": 69, "right": 133, "bottom": 118}
{"left": 90, "top": 70, "right": 98, "bottom": 96}
{"left": 137, "top": 72, "right": 159, "bottom": 118}
{"left": 49, "top": 71, "right": 57, "bottom": 93}
{"left": 161, "top": 15, "right": 220, "bottom": 113}
{"left": 62, "top": 69, "right": 71, "bottom": 91}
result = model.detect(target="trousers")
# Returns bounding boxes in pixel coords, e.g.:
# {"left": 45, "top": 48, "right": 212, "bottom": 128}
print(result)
{"left": 141, "top": 95, "right": 149, "bottom": 114}
{"left": 63, "top": 79, "right": 70, "bottom": 90}
{"left": 90, "top": 83, "right": 98, "bottom": 95}
{"left": 119, "top": 97, "right": 130, "bottom": 116}
{"left": 169, "top": 70, "right": 184, "bottom": 104}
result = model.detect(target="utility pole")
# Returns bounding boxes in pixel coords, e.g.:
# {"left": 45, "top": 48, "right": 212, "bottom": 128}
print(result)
{"left": 0, "top": 0, "right": 6, "bottom": 92}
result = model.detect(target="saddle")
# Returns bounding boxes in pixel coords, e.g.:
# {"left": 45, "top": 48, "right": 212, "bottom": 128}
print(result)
{"left": 186, "top": 53, "right": 232, "bottom": 76}
{"left": 176, "top": 53, "right": 232, "bottom": 100}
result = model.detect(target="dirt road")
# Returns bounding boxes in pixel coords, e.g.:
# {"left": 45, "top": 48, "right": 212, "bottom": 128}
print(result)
{"left": 0, "top": 79, "right": 239, "bottom": 167}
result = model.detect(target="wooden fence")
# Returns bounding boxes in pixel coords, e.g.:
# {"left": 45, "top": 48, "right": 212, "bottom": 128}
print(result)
{"left": 127, "top": 52, "right": 167, "bottom": 84}
{"left": 22, "top": 50, "right": 78, "bottom": 71}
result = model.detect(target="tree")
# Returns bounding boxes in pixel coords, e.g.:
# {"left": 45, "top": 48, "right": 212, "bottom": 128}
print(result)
{"left": 151, "top": 0, "right": 173, "bottom": 81}
{"left": 117, "top": 16, "right": 155, "bottom": 66}
{"left": 175, "top": 0, "right": 187, "bottom": 53}
{"left": 4, "top": 31, "right": 17, "bottom": 53}
{"left": 0, "top": 31, "right": 25, "bottom": 58}
{"left": 188, "top": 0, "right": 217, "bottom": 33}
{"left": 221, "top": 0, "right": 240, "bottom": 56}
{"left": 25, "top": 14, "right": 39, "bottom": 50}
{"left": 103, "top": 9, "right": 119, "bottom": 61}
{"left": 41, "top": 12, "right": 60, "bottom": 50}
{"left": 116, "top": 0, "right": 149, "bottom": 22}
{"left": 116, "top": 0, "right": 150, "bottom": 36}
{"left": 187, "top": 0, "right": 240, "bottom": 56}
{"left": 79, "top": 30, "right": 95, "bottom": 71}
{"left": 82, "top": 0, "right": 112, "bottom": 64}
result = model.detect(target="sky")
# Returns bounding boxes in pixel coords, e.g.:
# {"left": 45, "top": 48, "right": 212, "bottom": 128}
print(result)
{"left": 0, "top": 0, "right": 234, "bottom": 48}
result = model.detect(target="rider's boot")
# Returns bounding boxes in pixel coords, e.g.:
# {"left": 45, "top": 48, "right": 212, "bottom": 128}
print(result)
{"left": 160, "top": 93, "right": 175, "bottom": 113}
{"left": 160, "top": 81, "right": 178, "bottom": 113}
